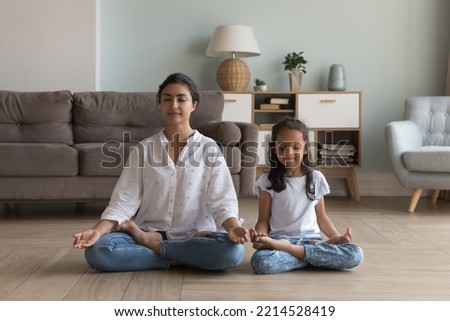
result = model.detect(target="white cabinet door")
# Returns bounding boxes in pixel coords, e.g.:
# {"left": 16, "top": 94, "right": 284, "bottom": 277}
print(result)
{"left": 222, "top": 93, "right": 252, "bottom": 122}
{"left": 297, "top": 93, "right": 359, "bottom": 128}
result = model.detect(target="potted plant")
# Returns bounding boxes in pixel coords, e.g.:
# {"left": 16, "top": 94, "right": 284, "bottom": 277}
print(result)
{"left": 282, "top": 51, "right": 308, "bottom": 91}
{"left": 254, "top": 78, "right": 267, "bottom": 92}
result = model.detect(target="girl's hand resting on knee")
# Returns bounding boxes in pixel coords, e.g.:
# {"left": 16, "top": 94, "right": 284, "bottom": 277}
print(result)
{"left": 249, "top": 228, "right": 267, "bottom": 243}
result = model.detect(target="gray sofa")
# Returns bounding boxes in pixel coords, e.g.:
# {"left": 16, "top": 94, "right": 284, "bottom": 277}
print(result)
{"left": 0, "top": 90, "right": 258, "bottom": 202}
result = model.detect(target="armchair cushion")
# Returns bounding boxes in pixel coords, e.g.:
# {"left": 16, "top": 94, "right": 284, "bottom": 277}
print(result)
{"left": 402, "top": 146, "right": 450, "bottom": 172}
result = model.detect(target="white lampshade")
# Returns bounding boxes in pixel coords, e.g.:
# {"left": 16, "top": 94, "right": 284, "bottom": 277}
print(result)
{"left": 206, "top": 25, "right": 261, "bottom": 58}
{"left": 206, "top": 25, "right": 261, "bottom": 91}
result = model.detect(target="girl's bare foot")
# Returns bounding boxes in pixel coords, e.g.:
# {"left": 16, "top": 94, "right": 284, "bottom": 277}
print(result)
{"left": 253, "top": 236, "right": 304, "bottom": 254}
{"left": 253, "top": 237, "right": 307, "bottom": 259}
{"left": 344, "top": 227, "right": 353, "bottom": 242}
{"left": 252, "top": 235, "right": 288, "bottom": 250}
{"left": 324, "top": 227, "right": 353, "bottom": 244}
{"left": 116, "top": 221, "right": 163, "bottom": 254}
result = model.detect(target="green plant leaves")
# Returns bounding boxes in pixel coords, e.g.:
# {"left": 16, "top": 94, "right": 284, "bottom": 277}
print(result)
{"left": 282, "top": 51, "right": 308, "bottom": 74}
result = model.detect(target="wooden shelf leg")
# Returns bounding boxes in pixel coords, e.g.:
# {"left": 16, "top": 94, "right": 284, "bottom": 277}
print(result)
{"left": 321, "top": 167, "right": 361, "bottom": 202}
{"left": 345, "top": 167, "right": 360, "bottom": 202}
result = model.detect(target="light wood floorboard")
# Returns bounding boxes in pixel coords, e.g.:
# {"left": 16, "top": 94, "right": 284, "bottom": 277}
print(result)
{"left": 1, "top": 196, "right": 450, "bottom": 301}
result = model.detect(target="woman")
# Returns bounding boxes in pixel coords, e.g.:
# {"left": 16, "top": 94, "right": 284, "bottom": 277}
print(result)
{"left": 73, "top": 73, "right": 249, "bottom": 271}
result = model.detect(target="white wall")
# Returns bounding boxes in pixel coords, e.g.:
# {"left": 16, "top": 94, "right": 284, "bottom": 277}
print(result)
{"left": 0, "top": 0, "right": 96, "bottom": 91}
{"left": 99, "top": 0, "right": 450, "bottom": 195}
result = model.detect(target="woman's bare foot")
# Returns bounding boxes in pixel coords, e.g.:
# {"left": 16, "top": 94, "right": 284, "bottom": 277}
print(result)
{"left": 192, "top": 231, "right": 212, "bottom": 238}
{"left": 116, "top": 221, "right": 163, "bottom": 254}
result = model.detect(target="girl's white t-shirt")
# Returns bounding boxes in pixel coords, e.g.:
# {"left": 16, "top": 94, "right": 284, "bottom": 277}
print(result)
{"left": 255, "top": 170, "right": 330, "bottom": 238}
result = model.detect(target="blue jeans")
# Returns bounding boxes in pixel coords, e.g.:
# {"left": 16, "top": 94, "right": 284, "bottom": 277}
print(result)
{"left": 251, "top": 237, "right": 364, "bottom": 274}
{"left": 85, "top": 231, "right": 244, "bottom": 272}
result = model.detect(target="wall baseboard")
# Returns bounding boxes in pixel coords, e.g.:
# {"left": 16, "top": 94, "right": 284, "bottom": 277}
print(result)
{"left": 257, "top": 167, "right": 440, "bottom": 197}
{"left": 327, "top": 172, "right": 415, "bottom": 197}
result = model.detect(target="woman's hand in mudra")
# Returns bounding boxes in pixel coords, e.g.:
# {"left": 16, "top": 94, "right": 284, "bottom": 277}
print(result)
{"left": 227, "top": 226, "right": 249, "bottom": 244}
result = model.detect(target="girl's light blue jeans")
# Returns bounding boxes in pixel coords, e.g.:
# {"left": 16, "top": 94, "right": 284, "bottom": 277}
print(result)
{"left": 85, "top": 231, "right": 244, "bottom": 272}
{"left": 251, "top": 237, "right": 364, "bottom": 274}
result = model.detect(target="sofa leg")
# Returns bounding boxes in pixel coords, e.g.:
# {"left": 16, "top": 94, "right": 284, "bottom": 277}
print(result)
{"left": 430, "top": 190, "right": 440, "bottom": 204}
{"left": 408, "top": 188, "right": 423, "bottom": 213}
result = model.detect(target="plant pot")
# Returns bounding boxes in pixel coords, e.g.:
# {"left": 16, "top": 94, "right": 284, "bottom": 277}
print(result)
{"left": 289, "top": 72, "right": 302, "bottom": 91}
{"left": 254, "top": 85, "right": 267, "bottom": 92}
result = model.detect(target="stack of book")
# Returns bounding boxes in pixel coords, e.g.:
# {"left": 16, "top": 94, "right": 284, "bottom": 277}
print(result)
{"left": 319, "top": 143, "right": 357, "bottom": 166}
{"left": 259, "top": 123, "right": 273, "bottom": 131}
{"left": 259, "top": 97, "right": 290, "bottom": 110}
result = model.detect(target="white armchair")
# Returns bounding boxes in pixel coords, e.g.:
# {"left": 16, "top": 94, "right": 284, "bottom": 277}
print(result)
{"left": 385, "top": 96, "right": 450, "bottom": 212}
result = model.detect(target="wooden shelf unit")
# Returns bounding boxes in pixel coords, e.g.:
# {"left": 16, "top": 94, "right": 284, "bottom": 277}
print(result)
{"left": 223, "top": 91, "right": 362, "bottom": 200}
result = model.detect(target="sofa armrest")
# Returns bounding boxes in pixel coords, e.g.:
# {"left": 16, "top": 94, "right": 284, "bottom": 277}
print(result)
{"left": 232, "top": 122, "right": 259, "bottom": 196}
{"left": 197, "top": 121, "right": 259, "bottom": 196}
{"left": 385, "top": 120, "right": 423, "bottom": 186}
{"left": 232, "top": 122, "right": 259, "bottom": 167}
{"left": 197, "top": 121, "right": 259, "bottom": 165}
{"left": 197, "top": 121, "right": 242, "bottom": 145}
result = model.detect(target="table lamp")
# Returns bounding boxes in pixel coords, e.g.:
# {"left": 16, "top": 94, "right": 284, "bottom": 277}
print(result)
{"left": 206, "top": 25, "right": 261, "bottom": 91}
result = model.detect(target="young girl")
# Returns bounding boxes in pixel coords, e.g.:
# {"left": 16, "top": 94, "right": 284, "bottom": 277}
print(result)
{"left": 250, "top": 116, "right": 363, "bottom": 274}
{"left": 73, "top": 73, "right": 249, "bottom": 271}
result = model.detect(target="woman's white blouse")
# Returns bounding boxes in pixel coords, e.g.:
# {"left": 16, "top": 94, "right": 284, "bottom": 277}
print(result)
{"left": 101, "top": 130, "right": 239, "bottom": 240}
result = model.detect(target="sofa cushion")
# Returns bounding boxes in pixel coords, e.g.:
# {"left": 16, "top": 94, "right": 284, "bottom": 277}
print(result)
{"left": 190, "top": 91, "right": 224, "bottom": 128}
{"left": 75, "top": 142, "right": 137, "bottom": 176}
{"left": 0, "top": 176, "right": 118, "bottom": 200}
{"left": 0, "top": 143, "right": 78, "bottom": 176}
{"left": 72, "top": 91, "right": 224, "bottom": 144}
{"left": 0, "top": 90, "right": 73, "bottom": 144}
{"left": 73, "top": 91, "right": 164, "bottom": 143}
{"left": 402, "top": 146, "right": 450, "bottom": 172}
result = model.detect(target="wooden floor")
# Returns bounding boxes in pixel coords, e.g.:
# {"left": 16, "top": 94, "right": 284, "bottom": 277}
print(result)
{"left": 1, "top": 196, "right": 450, "bottom": 301}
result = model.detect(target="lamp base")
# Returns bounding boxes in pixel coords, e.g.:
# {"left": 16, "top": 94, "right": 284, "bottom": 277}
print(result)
{"left": 216, "top": 58, "right": 250, "bottom": 91}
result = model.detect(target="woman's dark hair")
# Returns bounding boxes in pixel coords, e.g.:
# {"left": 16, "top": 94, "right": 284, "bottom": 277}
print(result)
{"left": 267, "top": 116, "right": 316, "bottom": 200}
{"left": 157, "top": 73, "right": 200, "bottom": 104}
